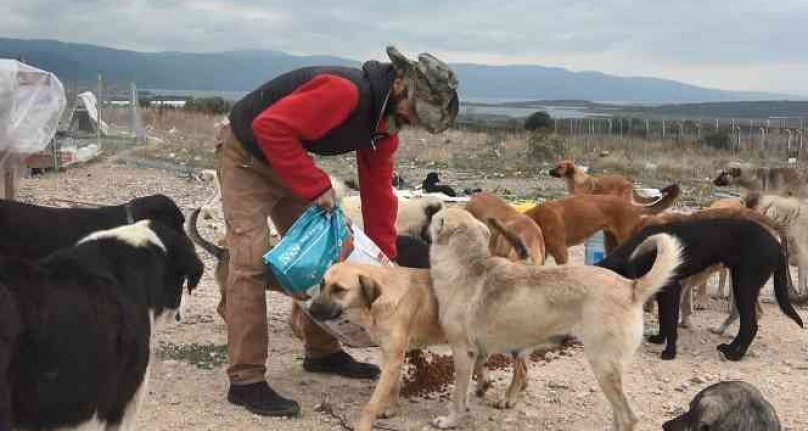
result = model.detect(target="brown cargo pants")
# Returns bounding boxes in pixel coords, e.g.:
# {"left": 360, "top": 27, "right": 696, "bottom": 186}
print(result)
{"left": 215, "top": 122, "right": 341, "bottom": 385}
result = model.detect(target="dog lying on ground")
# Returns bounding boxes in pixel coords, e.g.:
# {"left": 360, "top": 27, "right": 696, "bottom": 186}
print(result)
{"left": 663, "top": 381, "right": 781, "bottom": 431}
{"left": 0, "top": 194, "right": 186, "bottom": 260}
{"left": 597, "top": 216, "right": 803, "bottom": 361}
{"left": 422, "top": 172, "right": 457, "bottom": 197}
{"left": 713, "top": 162, "right": 808, "bottom": 199}
{"left": 188, "top": 207, "right": 438, "bottom": 319}
{"left": 465, "top": 192, "right": 545, "bottom": 264}
{"left": 524, "top": 184, "right": 680, "bottom": 264}
{"left": 549, "top": 159, "right": 663, "bottom": 204}
{"left": 428, "top": 207, "right": 682, "bottom": 431}
{"left": 1, "top": 220, "right": 204, "bottom": 431}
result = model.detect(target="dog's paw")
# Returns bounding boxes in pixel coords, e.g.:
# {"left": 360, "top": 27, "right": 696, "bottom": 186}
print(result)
{"left": 660, "top": 350, "right": 677, "bottom": 360}
{"left": 647, "top": 334, "right": 666, "bottom": 345}
{"left": 493, "top": 397, "right": 517, "bottom": 410}
{"left": 379, "top": 405, "right": 400, "bottom": 419}
{"left": 717, "top": 344, "right": 744, "bottom": 361}
{"left": 475, "top": 379, "right": 493, "bottom": 398}
{"left": 430, "top": 415, "right": 460, "bottom": 429}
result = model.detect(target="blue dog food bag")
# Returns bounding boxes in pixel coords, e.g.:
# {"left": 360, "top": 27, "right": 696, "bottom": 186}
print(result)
{"left": 264, "top": 205, "right": 352, "bottom": 295}
{"left": 264, "top": 205, "right": 391, "bottom": 348}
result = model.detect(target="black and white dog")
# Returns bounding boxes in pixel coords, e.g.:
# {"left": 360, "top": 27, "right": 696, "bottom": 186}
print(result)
{"left": 597, "top": 217, "right": 803, "bottom": 361}
{"left": 0, "top": 194, "right": 185, "bottom": 260}
{"left": 663, "top": 381, "right": 781, "bottom": 431}
{"left": 0, "top": 220, "right": 204, "bottom": 431}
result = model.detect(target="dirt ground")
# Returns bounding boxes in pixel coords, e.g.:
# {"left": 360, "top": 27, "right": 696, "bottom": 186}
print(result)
{"left": 17, "top": 158, "right": 808, "bottom": 431}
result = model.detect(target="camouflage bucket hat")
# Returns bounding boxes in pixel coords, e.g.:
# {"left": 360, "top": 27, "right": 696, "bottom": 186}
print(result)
{"left": 387, "top": 46, "right": 459, "bottom": 133}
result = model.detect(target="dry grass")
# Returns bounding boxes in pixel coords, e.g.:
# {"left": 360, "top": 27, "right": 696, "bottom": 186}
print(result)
{"left": 104, "top": 107, "right": 783, "bottom": 204}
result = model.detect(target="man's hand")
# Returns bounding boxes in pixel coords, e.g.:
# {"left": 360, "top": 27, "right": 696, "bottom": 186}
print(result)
{"left": 313, "top": 187, "right": 337, "bottom": 212}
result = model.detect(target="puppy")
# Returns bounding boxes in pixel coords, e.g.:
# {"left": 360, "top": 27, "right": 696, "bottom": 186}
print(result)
{"left": 663, "top": 381, "right": 781, "bottom": 431}
{"left": 524, "top": 184, "right": 680, "bottom": 263}
{"left": 465, "top": 192, "right": 545, "bottom": 264}
{"left": 713, "top": 162, "right": 808, "bottom": 198}
{"left": 428, "top": 207, "right": 682, "bottom": 431}
{"left": 549, "top": 160, "right": 659, "bottom": 204}
{"left": 422, "top": 172, "right": 457, "bottom": 197}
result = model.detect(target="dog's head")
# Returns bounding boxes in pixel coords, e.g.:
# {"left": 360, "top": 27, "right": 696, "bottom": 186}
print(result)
{"left": 309, "top": 263, "right": 381, "bottom": 321}
{"left": 713, "top": 162, "right": 745, "bottom": 186}
{"left": 130, "top": 194, "right": 186, "bottom": 234}
{"left": 549, "top": 160, "right": 575, "bottom": 178}
{"left": 147, "top": 221, "right": 205, "bottom": 324}
{"left": 663, "top": 381, "right": 780, "bottom": 431}
{"left": 425, "top": 172, "right": 440, "bottom": 185}
{"left": 429, "top": 207, "right": 490, "bottom": 249}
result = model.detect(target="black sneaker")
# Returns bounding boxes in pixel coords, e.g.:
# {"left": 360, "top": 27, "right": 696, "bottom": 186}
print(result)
{"left": 227, "top": 381, "right": 300, "bottom": 417}
{"left": 303, "top": 350, "right": 380, "bottom": 380}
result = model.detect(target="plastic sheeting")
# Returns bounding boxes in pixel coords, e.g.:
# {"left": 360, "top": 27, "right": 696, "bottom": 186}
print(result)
{"left": 77, "top": 91, "right": 109, "bottom": 135}
{"left": 0, "top": 60, "right": 67, "bottom": 169}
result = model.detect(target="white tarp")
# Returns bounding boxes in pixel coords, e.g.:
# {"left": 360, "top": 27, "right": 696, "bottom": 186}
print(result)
{"left": 76, "top": 91, "right": 109, "bottom": 135}
{"left": 0, "top": 59, "right": 66, "bottom": 168}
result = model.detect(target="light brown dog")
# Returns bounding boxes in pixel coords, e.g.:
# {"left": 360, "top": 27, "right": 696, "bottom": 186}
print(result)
{"left": 465, "top": 192, "right": 545, "bottom": 264}
{"left": 549, "top": 160, "right": 658, "bottom": 203}
{"left": 428, "top": 207, "right": 682, "bottom": 431}
{"left": 309, "top": 262, "right": 529, "bottom": 431}
{"left": 524, "top": 184, "right": 680, "bottom": 264}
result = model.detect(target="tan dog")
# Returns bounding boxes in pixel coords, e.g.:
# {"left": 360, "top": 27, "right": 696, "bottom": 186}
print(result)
{"left": 549, "top": 160, "right": 659, "bottom": 203}
{"left": 428, "top": 207, "right": 682, "bottom": 431}
{"left": 714, "top": 162, "right": 808, "bottom": 198}
{"left": 465, "top": 192, "right": 545, "bottom": 264}
{"left": 524, "top": 184, "right": 680, "bottom": 264}
{"left": 309, "top": 262, "right": 529, "bottom": 431}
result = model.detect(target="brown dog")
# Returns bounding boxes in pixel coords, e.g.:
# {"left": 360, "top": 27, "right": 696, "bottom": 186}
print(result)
{"left": 465, "top": 193, "right": 545, "bottom": 264}
{"left": 549, "top": 160, "right": 659, "bottom": 203}
{"left": 524, "top": 184, "right": 680, "bottom": 264}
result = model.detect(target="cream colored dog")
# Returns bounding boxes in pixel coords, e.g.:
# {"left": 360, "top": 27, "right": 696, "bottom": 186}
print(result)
{"left": 428, "top": 207, "right": 682, "bottom": 431}
{"left": 309, "top": 262, "right": 529, "bottom": 431}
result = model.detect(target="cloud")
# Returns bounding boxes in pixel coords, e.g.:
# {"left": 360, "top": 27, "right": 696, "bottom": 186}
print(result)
{"left": 3, "top": 0, "right": 808, "bottom": 94}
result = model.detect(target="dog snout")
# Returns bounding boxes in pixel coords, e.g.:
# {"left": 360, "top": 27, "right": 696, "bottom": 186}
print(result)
{"left": 548, "top": 168, "right": 562, "bottom": 178}
{"left": 713, "top": 173, "right": 729, "bottom": 186}
{"left": 309, "top": 299, "right": 343, "bottom": 321}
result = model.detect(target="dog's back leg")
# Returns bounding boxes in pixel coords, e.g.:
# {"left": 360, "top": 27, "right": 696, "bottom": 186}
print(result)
{"left": 717, "top": 268, "right": 763, "bottom": 361}
{"left": 493, "top": 353, "right": 529, "bottom": 409}
{"left": 586, "top": 357, "right": 638, "bottom": 431}
{"left": 432, "top": 344, "right": 477, "bottom": 429}
{"left": 647, "top": 282, "right": 681, "bottom": 360}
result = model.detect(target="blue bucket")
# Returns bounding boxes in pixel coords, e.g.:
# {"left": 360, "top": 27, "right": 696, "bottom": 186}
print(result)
{"left": 584, "top": 231, "right": 606, "bottom": 265}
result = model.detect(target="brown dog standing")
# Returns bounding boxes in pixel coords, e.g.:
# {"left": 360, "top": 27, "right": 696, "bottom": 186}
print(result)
{"left": 550, "top": 160, "right": 661, "bottom": 203}
{"left": 465, "top": 193, "right": 545, "bottom": 264}
{"left": 524, "top": 184, "right": 680, "bottom": 264}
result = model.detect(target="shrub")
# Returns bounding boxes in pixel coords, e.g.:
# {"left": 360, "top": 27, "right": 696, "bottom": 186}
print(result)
{"left": 702, "top": 131, "right": 732, "bottom": 150}
{"left": 526, "top": 133, "right": 565, "bottom": 161}
{"left": 524, "top": 111, "right": 553, "bottom": 132}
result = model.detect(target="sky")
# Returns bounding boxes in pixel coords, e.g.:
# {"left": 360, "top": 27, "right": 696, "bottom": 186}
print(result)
{"left": 4, "top": 0, "right": 808, "bottom": 95}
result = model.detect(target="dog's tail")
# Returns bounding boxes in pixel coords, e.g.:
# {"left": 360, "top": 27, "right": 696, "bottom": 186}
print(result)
{"left": 630, "top": 234, "right": 683, "bottom": 304}
{"left": 487, "top": 217, "right": 532, "bottom": 264}
{"left": 187, "top": 207, "right": 228, "bottom": 260}
{"left": 773, "top": 239, "right": 805, "bottom": 325}
{"left": 638, "top": 183, "right": 681, "bottom": 214}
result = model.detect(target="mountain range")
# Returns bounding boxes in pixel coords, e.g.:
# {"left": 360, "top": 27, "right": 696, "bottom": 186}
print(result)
{"left": 0, "top": 38, "right": 794, "bottom": 103}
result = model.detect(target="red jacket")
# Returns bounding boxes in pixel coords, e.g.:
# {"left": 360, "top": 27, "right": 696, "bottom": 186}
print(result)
{"left": 250, "top": 74, "right": 399, "bottom": 258}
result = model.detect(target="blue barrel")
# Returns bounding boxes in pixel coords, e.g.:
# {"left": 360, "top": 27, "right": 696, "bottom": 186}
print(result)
{"left": 584, "top": 231, "right": 606, "bottom": 265}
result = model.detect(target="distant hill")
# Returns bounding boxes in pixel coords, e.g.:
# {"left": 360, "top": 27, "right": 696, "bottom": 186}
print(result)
{"left": 0, "top": 38, "right": 795, "bottom": 103}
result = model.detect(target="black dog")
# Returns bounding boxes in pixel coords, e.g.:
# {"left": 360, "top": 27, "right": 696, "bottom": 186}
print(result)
{"left": 395, "top": 235, "right": 431, "bottom": 268}
{"left": 597, "top": 217, "right": 803, "bottom": 361}
{"left": 0, "top": 194, "right": 185, "bottom": 260}
{"left": 1, "top": 220, "right": 204, "bottom": 431}
{"left": 663, "top": 381, "right": 781, "bottom": 430}
{"left": 422, "top": 172, "right": 457, "bottom": 197}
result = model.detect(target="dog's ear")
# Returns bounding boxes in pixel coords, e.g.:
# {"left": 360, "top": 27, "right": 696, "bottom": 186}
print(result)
{"left": 358, "top": 274, "right": 380, "bottom": 306}
{"left": 744, "top": 191, "right": 760, "bottom": 209}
